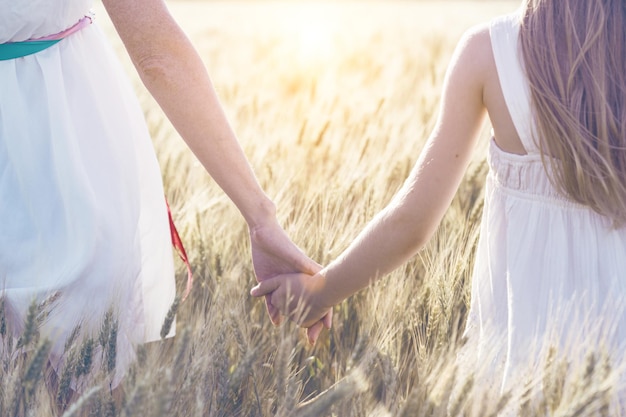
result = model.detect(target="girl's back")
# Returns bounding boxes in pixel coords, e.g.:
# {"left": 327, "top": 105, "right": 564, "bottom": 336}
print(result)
{"left": 464, "top": 0, "right": 626, "bottom": 401}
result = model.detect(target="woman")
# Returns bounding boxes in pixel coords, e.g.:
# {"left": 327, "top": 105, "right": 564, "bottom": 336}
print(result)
{"left": 0, "top": 0, "right": 328, "bottom": 399}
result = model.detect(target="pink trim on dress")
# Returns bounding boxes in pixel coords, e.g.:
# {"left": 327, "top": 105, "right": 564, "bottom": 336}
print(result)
{"left": 32, "top": 15, "right": 94, "bottom": 42}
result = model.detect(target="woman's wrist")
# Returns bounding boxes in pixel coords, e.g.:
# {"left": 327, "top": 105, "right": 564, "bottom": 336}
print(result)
{"left": 242, "top": 196, "right": 277, "bottom": 230}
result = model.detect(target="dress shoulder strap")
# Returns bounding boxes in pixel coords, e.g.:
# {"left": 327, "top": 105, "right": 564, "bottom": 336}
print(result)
{"left": 489, "top": 12, "right": 538, "bottom": 154}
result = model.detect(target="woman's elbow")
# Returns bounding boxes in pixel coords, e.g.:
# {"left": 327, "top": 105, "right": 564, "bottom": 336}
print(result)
{"left": 134, "top": 53, "right": 174, "bottom": 85}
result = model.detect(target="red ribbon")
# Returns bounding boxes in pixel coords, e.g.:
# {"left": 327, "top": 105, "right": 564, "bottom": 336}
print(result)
{"left": 166, "top": 199, "right": 193, "bottom": 301}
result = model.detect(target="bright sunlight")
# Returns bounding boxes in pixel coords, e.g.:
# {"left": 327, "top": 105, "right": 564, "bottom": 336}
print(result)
{"left": 279, "top": 4, "right": 340, "bottom": 68}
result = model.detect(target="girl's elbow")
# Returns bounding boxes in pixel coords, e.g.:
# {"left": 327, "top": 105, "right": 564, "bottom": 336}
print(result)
{"left": 391, "top": 210, "right": 435, "bottom": 254}
{"left": 408, "top": 227, "right": 433, "bottom": 254}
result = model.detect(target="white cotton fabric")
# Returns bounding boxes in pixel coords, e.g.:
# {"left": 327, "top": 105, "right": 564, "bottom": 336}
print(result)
{"left": 462, "top": 12, "right": 626, "bottom": 397}
{"left": 0, "top": 0, "right": 176, "bottom": 387}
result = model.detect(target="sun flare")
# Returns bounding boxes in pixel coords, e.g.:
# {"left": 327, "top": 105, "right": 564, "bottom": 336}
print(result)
{"left": 280, "top": 6, "right": 340, "bottom": 68}
{"left": 294, "top": 19, "right": 335, "bottom": 64}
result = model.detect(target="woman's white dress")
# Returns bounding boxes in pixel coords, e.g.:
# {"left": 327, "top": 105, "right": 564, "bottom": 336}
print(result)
{"left": 0, "top": 0, "right": 176, "bottom": 387}
{"left": 462, "top": 11, "right": 626, "bottom": 402}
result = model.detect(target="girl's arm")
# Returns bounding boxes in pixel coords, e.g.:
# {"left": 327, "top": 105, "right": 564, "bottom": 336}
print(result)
{"left": 252, "top": 25, "right": 492, "bottom": 329}
{"left": 103, "top": 0, "right": 328, "bottom": 330}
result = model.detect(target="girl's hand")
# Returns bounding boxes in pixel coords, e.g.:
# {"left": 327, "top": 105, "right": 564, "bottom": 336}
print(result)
{"left": 250, "top": 272, "right": 333, "bottom": 333}
{"left": 248, "top": 219, "right": 331, "bottom": 332}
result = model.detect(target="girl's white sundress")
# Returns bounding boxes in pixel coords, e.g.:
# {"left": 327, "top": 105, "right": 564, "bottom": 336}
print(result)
{"left": 0, "top": 0, "right": 176, "bottom": 387}
{"left": 461, "top": 11, "right": 626, "bottom": 408}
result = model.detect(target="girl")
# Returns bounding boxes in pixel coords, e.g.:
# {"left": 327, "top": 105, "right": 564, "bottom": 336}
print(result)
{"left": 0, "top": 0, "right": 327, "bottom": 400}
{"left": 252, "top": 0, "right": 626, "bottom": 404}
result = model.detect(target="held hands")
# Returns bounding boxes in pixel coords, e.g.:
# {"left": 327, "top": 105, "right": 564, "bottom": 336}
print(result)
{"left": 250, "top": 272, "right": 332, "bottom": 338}
{"left": 248, "top": 219, "right": 332, "bottom": 343}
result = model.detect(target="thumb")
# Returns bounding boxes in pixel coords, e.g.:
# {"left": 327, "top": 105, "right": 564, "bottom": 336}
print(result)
{"left": 293, "top": 254, "right": 322, "bottom": 276}
{"left": 250, "top": 277, "right": 282, "bottom": 298}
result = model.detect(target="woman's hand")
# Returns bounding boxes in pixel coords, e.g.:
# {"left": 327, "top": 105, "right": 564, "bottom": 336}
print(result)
{"left": 250, "top": 271, "right": 333, "bottom": 331}
{"left": 249, "top": 220, "right": 332, "bottom": 344}
{"left": 249, "top": 218, "right": 318, "bottom": 323}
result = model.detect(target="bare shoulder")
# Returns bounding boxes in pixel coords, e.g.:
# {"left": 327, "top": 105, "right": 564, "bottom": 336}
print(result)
{"left": 440, "top": 22, "right": 495, "bottom": 104}
{"left": 458, "top": 22, "right": 491, "bottom": 51}
{"left": 452, "top": 23, "right": 494, "bottom": 78}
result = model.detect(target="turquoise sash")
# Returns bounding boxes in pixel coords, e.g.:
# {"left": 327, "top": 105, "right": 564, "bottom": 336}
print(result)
{"left": 0, "top": 40, "right": 61, "bottom": 61}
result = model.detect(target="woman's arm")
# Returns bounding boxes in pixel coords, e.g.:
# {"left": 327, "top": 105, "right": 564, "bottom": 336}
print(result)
{"left": 251, "top": 26, "right": 492, "bottom": 328}
{"left": 103, "top": 0, "right": 328, "bottom": 330}
{"left": 102, "top": 0, "right": 273, "bottom": 226}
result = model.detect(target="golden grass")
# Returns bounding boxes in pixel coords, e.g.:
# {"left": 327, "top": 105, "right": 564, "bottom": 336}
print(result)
{"left": 1, "top": 1, "right": 623, "bottom": 416}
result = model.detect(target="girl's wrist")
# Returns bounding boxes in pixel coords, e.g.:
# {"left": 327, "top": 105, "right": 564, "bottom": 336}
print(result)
{"left": 314, "top": 268, "right": 343, "bottom": 310}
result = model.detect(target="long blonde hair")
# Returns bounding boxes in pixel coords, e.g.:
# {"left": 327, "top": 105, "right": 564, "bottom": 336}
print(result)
{"left": 519, "top": 0, "right": 626, "bottom": 226}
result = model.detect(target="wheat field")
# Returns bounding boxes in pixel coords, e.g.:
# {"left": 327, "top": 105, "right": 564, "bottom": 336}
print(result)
{"left": 2, "top": 1, "right": 622, "bottom": 416}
